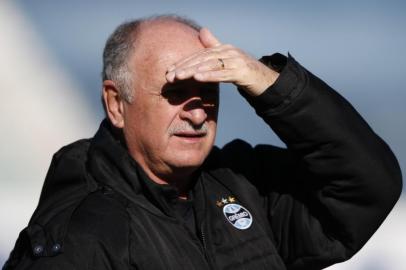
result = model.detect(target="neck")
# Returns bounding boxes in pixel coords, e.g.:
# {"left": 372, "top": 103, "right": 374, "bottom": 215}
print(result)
{"left": 140, "top": 163, "right": 199, "bottom": 199}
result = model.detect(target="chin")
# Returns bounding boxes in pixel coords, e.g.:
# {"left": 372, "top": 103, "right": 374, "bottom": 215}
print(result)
{"left": 167, "top": 151, "right": 208, "bottom": 170}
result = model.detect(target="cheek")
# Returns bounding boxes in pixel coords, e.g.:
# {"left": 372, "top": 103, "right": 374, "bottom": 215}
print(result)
{"left": 141, "top": 101, "right": 181, "bottom": 142}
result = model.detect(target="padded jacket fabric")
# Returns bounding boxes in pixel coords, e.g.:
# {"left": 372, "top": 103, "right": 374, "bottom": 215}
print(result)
{"left": 3, "top": 54, "right": 402, "bottom": 270}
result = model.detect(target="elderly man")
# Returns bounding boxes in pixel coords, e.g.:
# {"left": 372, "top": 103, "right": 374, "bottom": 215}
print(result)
{"left": 4, "top": 15, "right": 402, "bottom": 270}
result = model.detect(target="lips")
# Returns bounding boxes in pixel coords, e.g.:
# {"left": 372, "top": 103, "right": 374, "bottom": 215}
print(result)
{"left": 173, "top": 131, "right": 207, "bottom": 138}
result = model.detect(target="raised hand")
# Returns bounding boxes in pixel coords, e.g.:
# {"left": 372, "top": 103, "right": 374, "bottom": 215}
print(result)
{"left": 165, "top": 28, "right": 279, "bottom": 96}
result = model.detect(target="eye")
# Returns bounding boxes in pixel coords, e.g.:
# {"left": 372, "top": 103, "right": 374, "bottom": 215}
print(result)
{"left": 160, "top": 82, "right": 219, "bottom": 105}
{"left": 161, "top": 88, "right": 189, "bottom": 104}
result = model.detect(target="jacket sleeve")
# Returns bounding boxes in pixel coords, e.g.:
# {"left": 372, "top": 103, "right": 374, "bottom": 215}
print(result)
{"left": 239, "top": 54, "right": 402, "bottom": 269}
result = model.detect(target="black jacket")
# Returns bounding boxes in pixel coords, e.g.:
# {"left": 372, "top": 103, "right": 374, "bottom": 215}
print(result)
{"left": 3, "top": 54, "right": 402, "bottom": 270}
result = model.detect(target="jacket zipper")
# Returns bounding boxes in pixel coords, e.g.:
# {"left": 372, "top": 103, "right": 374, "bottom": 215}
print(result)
{"left": 176, "top": 215, "right": 213, "bottom": 269}
{"left": 195, "top": 173, "right": 215, "bottom": 269}
{"left": 200, "top": 228, "right": 207, "bottom": 249}
{"left": 199, "top": 221, "right": 216, "bottom": 270}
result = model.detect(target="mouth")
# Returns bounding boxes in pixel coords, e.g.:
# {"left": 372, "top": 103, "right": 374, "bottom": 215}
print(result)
{"left": 174, "top": 132, "right": 206, "bottom": 137}
{"left": 173, "top": 131, "right": 207, "bottom": 141}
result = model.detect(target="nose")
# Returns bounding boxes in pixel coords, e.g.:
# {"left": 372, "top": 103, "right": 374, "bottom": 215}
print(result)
{"left": 179, "top": 98, "right": 208, "bottom": 126}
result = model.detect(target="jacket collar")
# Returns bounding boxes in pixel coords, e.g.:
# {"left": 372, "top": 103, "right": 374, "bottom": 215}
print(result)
{"left": 87, "top": 119, "right": 191, "bottom": 217}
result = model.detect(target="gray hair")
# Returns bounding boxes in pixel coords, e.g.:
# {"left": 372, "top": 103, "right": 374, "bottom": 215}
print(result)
{"left": 102, "top": 14, "right": 201, "bottom": 103}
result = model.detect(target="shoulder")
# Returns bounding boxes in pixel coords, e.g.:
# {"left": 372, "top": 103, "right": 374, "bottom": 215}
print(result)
{"left": 48, "top": 188, "right": 131, "bottom": 265}
{"left": 52, "top": 188, "right": 132, "bottom": 267}
{"left": 67, "top": 187, "right": 130, "bottom": 247}
{"left": 52, "top": 138, "right": 91, "bottom": 162}
{"left": 4, "top": 188, "right": 130, "bottom": 269}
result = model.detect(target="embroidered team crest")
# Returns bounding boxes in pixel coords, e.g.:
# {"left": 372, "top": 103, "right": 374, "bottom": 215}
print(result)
{"left": 216, "top": 196, "right": 253, "bottom": 230}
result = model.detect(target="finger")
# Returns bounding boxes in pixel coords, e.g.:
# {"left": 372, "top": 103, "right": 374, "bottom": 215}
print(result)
{"left": 171, "top": 58, "right": 226, "bottom": 81}
{"left": 194, "top": 69, "right": 235, "bottom": 83}
{"left": 166, "top": 56, "right": 242, "bottom": 83}
{"left": 165, "top": 69, "right": 176, "bottom": 83}
{"left": 173, "top": 52, "right": 223, "bottom": 74}
{"left": 199, "top": 28, "right": 221, "bottom": 48}
{"left": 167, "top": 44, "right": 227, "bottom": 72}
{"left": 196, "top": 58, "right": 237, "bottom": 72}
{"left": 166, "top": 61, "right": 213, "bottom": 82}
{"left": 169, "top": 44, "right": 238, "bottom": 76}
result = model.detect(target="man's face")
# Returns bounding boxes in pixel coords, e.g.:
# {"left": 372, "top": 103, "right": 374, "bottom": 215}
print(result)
{"left": 122, "top": 22, "right": 219, "bottom": 181}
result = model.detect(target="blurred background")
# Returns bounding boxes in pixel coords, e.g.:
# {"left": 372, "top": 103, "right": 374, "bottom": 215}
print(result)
{"left": 1, "top": 0, "right": 405, "bottom": 269}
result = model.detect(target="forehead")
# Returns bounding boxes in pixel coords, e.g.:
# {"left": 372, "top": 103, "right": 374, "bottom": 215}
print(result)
{"left": 132, "top": 21, "right": 204, "bottom": 73}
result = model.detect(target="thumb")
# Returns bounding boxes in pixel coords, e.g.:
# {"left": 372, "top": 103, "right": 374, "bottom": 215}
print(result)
{"left": 199, "top": 28, "right": 221, "bottom": 48}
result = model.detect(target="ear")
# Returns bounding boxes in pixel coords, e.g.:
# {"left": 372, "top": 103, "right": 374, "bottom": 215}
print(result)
{"left": 102, "top": 80, "right": 125, "bottom": 128}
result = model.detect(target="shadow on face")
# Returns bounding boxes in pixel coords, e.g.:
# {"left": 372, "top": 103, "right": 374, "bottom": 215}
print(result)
{"left": 161, "top": 79, "right": 219, "bottom": 107}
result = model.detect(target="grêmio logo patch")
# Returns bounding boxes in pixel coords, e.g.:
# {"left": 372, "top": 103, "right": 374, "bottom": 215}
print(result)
{"left": 223, "top": 203, "right": 253, "bottom": 230}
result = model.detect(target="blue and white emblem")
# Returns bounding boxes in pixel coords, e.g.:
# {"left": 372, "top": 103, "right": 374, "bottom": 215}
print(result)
{"left": 223, "top": 203, "right": 253, "bottom": 230}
